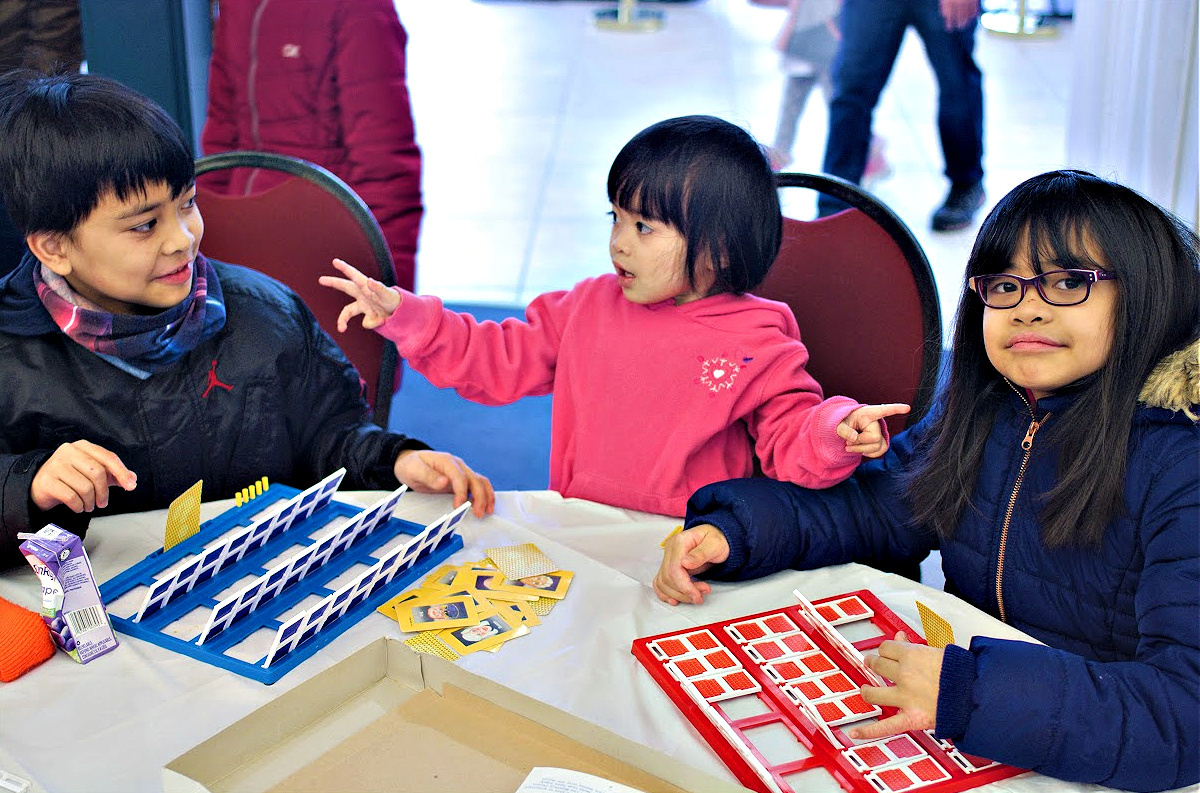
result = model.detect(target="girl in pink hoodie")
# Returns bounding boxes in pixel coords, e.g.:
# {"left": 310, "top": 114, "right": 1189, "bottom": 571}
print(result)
{"left": 321, "top": 115, "right": 908, "bottom": 517}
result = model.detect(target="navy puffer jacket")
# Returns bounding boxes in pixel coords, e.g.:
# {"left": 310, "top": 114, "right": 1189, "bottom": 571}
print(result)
{"left": 686, "top": 341, "right": 1199, "bottom": 792}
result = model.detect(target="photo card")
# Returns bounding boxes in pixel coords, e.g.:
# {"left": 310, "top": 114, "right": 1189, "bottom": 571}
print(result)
{"left": 395, "top": 595, "right": 481, "bottom": 632}
{"left": 438, "top": 608, "right": 526, "bottom": 655}
{"left": 506, "top": 569, "right": 573, "bottom": 600}
{"left": 450, "top": 567, "right": 540, "bottom": 602}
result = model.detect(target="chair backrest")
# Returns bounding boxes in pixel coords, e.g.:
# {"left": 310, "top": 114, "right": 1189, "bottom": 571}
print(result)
{"left": 757, "top": 173, "right": 942, "bottom": 434}
{"left": 194, "top": 151, "right": 398, "bottom": 428}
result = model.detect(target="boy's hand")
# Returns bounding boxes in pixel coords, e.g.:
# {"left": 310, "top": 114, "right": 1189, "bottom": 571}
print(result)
{"left": 318, "top": 258, "right": 402, "bottom": 332}
{"left": 653, "top": 524, "right": 730, "bottom": 606}
{"left": 31, "top": 440, "right": 137, "bottom": 513}
{"left": 394, "top": 449, "right": 495, "bottom": 518}
{"left": 838, "top": 403, "right": 910, "bottom": 458}
{"left": 849, "top": 632, "right": 943, "bottom": 740}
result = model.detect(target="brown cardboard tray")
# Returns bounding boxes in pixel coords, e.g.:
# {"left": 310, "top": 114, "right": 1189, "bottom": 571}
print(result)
{"left": 164, "top": 637, "right": 750, "bottom": 793}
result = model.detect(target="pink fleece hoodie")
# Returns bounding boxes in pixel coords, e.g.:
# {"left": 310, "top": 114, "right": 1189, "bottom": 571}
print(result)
{"left": 379, "top": 275, "right": 868, "bottom": 516}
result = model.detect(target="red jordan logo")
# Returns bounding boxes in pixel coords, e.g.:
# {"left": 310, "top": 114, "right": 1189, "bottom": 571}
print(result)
{"left": 202, "top": 359, "right": 233, "bottom": 398}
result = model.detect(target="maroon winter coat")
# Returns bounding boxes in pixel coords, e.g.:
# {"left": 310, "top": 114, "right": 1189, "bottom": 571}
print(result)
{"left": 202, "top": 0, "right": 421, "bottom": 291}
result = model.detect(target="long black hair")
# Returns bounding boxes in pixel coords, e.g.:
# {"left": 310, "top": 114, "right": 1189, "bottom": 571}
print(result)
{"left": 606, "top": 115, "right": 782, "bottom": 295}
{"left": 907, "top": 170, "right": 1200, "bottom": 547}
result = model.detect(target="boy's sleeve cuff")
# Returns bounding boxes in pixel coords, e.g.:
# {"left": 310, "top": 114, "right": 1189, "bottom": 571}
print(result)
{"left": 935, "top": 642, "right": 976, "bottom": 741}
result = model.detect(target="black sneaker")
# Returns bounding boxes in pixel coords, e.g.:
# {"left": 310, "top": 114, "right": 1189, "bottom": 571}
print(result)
{"left": 931, "top": 181, "right": 985, "bottom": 232}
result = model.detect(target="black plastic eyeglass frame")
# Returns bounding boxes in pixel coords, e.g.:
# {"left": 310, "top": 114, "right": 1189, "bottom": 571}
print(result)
{"left": 970, "top": 268, "right": 1117, "bottom": 309}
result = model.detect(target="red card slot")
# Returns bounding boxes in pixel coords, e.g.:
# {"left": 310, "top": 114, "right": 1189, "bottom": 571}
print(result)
{"left": 705, "top": 649, "right": 736, "bottom": 669}
{"left": 843, "top": 693, "right": 875, "bottom": 715}
{"left": 656, "top": 638, "right": 686, "bottom": 657}
{"left": 675, "top": 657, "right": 706, "bottom": 677}
{"left": 795, "top": 680, "right": 823, "bottom": 699}
{"left": 854, "top": 745, "right": 891, "bottom": 768}
{"left": 752, "top": 641, "right": 785, "bottom": 661}
{"left": 821, "top": 671, "right": 855, "bottom": 693}
{"left": 839, "top": 597, "right": 869, "bottom": 616}
{"left": 885, "top": 735, "right": 923, "bottom": 759}
{"left": 876, "top": 767, "right": 914, "bottom": 791}
{"left": 693, "top": 678, "right": 724, "bottom": 699}
{"left": 910, "top": 758, "right": 946, "bottom": 782}
{"left": 724, "top": 670, "right": 756, "bottom": 691}
{"left": 816, "top": 700, "right": 846, "bottom": 722}
{"left": 686, "top": 631, "right": 719, "bottom": 651}
{"left": 732, "top": 621, "right": 766, "bottom": 641}
{"left": 782, "top": 632, "right": 814, "bottom": 653}
{"left": 770, "top": 660, "right": 807, "bottom": 681}
{"left": 764, "top": 614, "right": 797, "bottom": 633}
{"left": 801, "top": 653, "right": 836, "bottom": 674}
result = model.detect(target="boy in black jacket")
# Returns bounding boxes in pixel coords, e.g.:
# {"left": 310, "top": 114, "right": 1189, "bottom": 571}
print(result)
{"left": 0, "top": 71, "right": 494, "bottom": 569}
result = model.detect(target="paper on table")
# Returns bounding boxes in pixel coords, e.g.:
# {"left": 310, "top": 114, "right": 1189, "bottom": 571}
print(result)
{"left": 515, "top": 767, "right": 647, "bottom": 793}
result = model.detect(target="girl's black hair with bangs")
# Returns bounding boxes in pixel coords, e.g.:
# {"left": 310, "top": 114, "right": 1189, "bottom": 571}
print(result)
{"left": 606, "top": 115, "right": 782, "bottom": 295}
{"left": 0, "top": 70, "right": 195, "bottom": 236}
{"left": 906, "top": 169, "right": 1200, "bottom": 547}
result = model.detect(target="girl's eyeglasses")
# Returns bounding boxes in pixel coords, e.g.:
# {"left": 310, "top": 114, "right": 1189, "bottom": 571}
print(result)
{"left": 970, "top": 269, "right": 1117, "bottom": 309}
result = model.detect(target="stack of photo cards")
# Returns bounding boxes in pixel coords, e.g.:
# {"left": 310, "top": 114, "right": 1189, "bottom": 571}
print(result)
{"left": 378, "top": 543, "right": 573, "bottom": 661}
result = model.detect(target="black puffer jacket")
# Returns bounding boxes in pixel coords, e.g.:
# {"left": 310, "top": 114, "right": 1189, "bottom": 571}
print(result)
{"left": 0, "top": 258, "right": 426, "bottom": 569}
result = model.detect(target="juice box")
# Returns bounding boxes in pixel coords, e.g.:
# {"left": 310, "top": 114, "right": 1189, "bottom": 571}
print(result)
{"left": 18, "top": 525, "right": 118, "bottom": 664}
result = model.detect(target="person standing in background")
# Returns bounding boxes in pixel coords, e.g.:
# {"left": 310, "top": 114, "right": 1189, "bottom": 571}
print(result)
{"left": 767, "top": 0, "right": 890, "bottom": 187}
{"left": 201, "top": 0, "right": 422, "bottom": 292}
{"left": 819, "top": 0, "right": 984, "bottom": 232}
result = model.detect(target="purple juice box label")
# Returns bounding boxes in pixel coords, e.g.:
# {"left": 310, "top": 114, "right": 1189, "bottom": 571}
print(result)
{"left": 18, "top": 524, "right": 118, "bottom": 664}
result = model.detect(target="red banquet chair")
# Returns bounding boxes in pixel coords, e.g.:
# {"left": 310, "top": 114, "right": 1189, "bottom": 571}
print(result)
{"left": 194, "top": 151, "right": 398, "bottom": 428}
{"left": 759, "top": 173, "right": 943, "bottom": 435}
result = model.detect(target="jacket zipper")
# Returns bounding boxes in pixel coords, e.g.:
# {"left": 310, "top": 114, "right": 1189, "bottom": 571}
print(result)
{"left": 244, "top": 0, "right": 270, "bottom": 194}
{"left": 995, "top": 390, "right": 1048, "bottom": 623}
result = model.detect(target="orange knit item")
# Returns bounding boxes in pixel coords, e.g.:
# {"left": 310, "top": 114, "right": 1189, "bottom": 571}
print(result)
{"left": 0, "top": 596, "right": 56, "bottom": 682}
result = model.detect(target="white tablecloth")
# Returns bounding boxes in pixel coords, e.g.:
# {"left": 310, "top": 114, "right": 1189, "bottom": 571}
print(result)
{"left": 0, "top": 491, "right": 1159, "bottom": 793}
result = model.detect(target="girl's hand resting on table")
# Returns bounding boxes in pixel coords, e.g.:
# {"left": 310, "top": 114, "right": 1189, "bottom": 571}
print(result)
{"left": 653, "top": 524, "right": 731, "bottom": 605}
{"left": 318, "top": 258, "right": 402, "bottom": 332}
{"left": 394, "top": 449, "right": 495, "bottom": 518}
{"left": 849, "top": 632, "right": 944, "bottom": 740}
{"left": 838, "top": 403, "right": 910, "bottom": 458}
{"left": 31, "top": 440, "right": 137, "bottom": 513}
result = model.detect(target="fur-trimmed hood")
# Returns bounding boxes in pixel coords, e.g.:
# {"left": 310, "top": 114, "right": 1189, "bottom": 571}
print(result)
{"left": 1138, "top": 337, "right": 1200, "bottom": 420}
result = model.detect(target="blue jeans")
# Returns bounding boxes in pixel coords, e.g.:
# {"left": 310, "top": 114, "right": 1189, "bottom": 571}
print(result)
{"left": 819, "top": 0, "right": 984, "bottom": 215}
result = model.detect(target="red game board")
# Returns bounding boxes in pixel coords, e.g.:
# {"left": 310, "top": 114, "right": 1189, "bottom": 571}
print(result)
{"left": 632, "top": 590, "right": 1025, "bottom": 793}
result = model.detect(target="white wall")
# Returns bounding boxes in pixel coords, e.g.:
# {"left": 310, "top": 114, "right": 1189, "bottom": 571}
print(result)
{"left": 1066, "top": 0, "right": 1198, "bottom": 228}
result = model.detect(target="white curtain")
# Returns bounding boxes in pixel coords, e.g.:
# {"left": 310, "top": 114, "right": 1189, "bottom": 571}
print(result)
{"left": 1067, "top": 0, "right": 1198, "bottom": 228}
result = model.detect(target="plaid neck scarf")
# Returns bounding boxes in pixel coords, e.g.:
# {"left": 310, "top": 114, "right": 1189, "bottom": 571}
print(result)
{"left": 33, "top": 254, "right": 226, "bottom": 375}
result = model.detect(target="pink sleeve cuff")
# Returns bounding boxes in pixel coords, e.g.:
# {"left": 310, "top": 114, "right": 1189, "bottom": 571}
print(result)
{"left": 376, "top": 289, "right": 442, "bottom": 357}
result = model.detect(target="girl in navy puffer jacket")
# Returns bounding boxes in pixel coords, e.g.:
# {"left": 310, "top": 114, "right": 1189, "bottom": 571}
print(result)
{"left": 654, "top": 170, "right": 1199, "bottom": 792}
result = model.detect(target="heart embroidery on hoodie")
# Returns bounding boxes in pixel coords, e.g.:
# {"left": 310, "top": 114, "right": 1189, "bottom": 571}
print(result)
{"left": 698, "top": 356, "right": 742, "bottom": 393}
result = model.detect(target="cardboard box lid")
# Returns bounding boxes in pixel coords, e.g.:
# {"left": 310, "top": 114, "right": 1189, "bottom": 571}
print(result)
{"left": 164, "top": 638, "right": 751, "bottom": 793}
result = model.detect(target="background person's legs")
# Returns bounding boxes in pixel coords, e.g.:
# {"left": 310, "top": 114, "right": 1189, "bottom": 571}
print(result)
{"left": 912, "top": 0, "right": 985, "bottom": 230}
{"left": 817, "top": 0, "right": 908, "bottom": 216}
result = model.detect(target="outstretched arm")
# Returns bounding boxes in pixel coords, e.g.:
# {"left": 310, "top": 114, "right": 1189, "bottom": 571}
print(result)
{"left": 837, "top": 402, "right": 910, "bottom": 458}
{"left": 319, "top": 258, "right": 401, "bottom": 332}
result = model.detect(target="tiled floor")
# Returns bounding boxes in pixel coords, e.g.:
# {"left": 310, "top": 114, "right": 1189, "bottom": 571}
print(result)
{"left": 396, "top": 0, "right": 1074, "bottom": 338}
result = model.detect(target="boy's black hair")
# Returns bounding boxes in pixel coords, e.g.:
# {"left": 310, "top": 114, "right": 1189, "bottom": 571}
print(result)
{"left": 0, "top": 70, "right": 195, "bottom": 236}
{"left": 907, "top": 169, "right": 1200, "bottom": 547}
{"left": 606, "top": 115, "right": 782, "bottom": 295}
